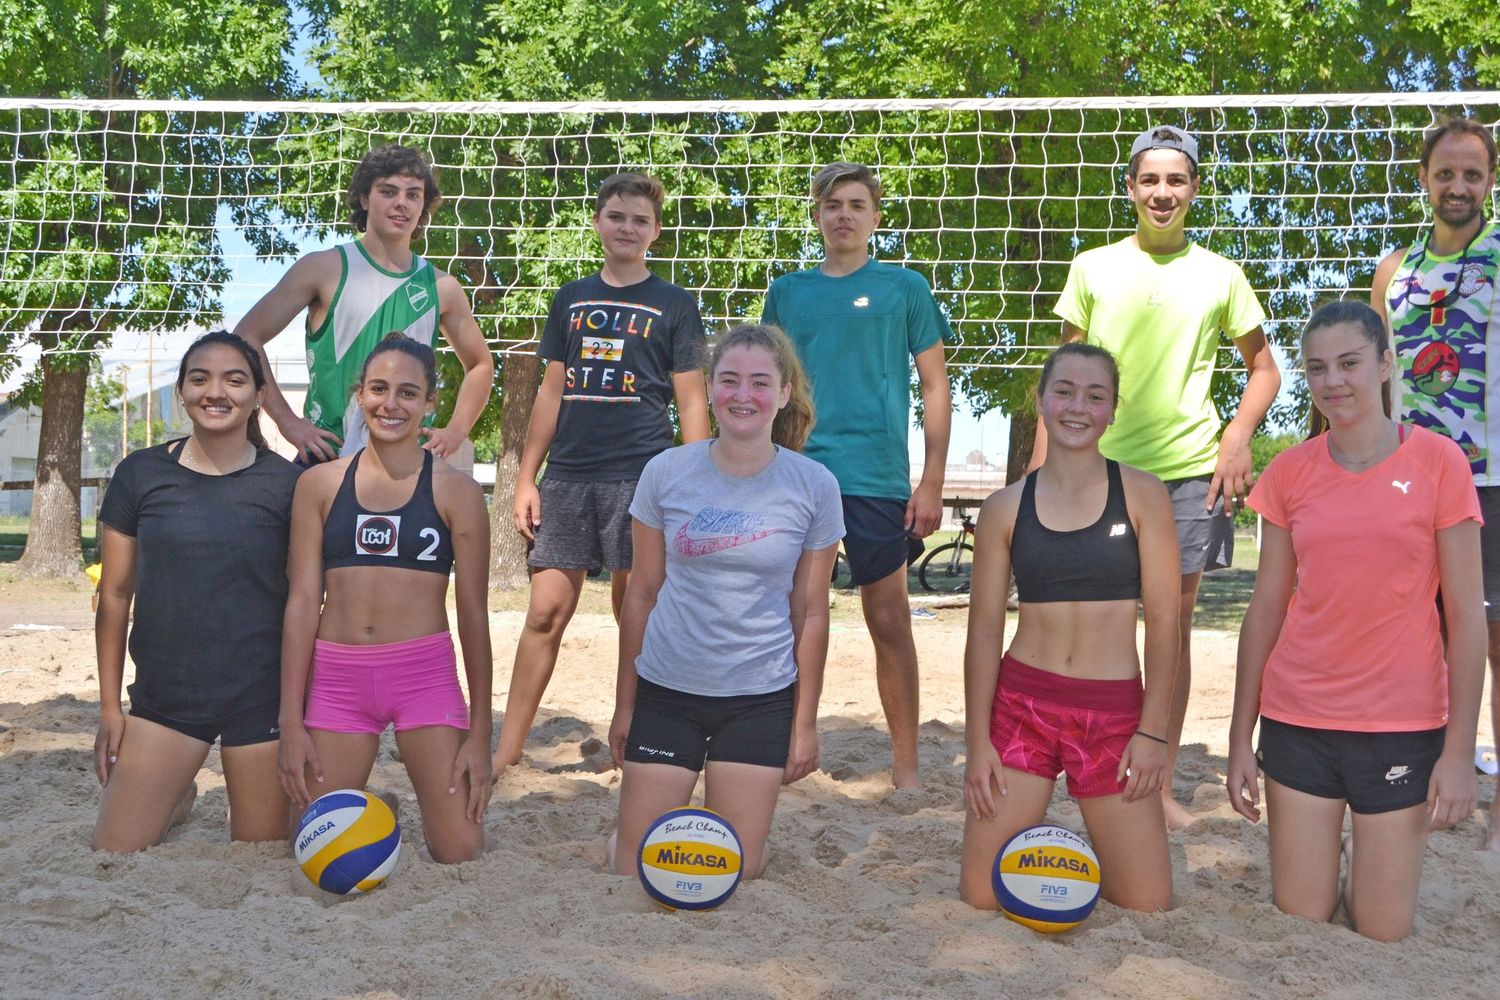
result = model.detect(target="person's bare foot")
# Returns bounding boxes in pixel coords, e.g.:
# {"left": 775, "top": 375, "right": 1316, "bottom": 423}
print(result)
{"left": 891, "top": 764, "right": 920, "bottom": 790}
{"left": 169, "top": 782, "right": 197, "bottom": 830}
{"left": 1160, "top": 789, "right": 1195, "bottom": 831}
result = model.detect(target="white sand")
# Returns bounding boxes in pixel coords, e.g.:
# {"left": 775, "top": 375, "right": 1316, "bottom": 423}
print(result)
{"left": 2, "top": 579, "right": 1497, "bottom": 1000}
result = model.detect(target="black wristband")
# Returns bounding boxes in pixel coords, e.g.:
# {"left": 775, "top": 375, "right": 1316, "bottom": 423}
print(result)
{"left": 1135, "top": 729, "right": 1169, "bottom": 745}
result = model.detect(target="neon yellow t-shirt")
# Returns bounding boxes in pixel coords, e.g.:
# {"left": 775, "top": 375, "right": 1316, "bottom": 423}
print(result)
{"left": 1053, "top": 238, "right": 1266, "bottom": 480}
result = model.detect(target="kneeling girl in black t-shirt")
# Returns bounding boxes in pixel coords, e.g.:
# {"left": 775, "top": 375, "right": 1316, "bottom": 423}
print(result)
{"left": 94, "top": 331, "right": 300, "bottom": 851}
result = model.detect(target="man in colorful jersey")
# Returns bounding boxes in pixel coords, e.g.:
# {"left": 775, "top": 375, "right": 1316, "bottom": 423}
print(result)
{"left": 1372, "top": 117, "right": 1500, "bottom": 851}
{"left": 237, "top": 145, "right": 493, "bottom": 462}
{"left": 492, "top": 172, "right": 709, "bottom": 779}
{"left": 1037, "top": 126, "right": 1282, "bottom": 829}
{"left": 763, "top": 161, "right": 952, "bottom": 790}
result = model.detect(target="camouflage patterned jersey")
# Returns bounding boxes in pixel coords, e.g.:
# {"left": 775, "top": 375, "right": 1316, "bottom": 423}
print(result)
{"left": 1386, "top": 222, "right": 1500, "bottom": 486}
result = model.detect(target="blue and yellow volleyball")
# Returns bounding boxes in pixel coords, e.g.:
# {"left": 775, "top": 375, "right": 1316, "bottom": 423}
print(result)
{"left": 294, "top": 789, "right": 401, "bottom": 895}
{"left": 992, "top": 824, "right": 1102, "bottom": 933}
{"left": 637, "top": 807, "right": 743, "bottom": 911}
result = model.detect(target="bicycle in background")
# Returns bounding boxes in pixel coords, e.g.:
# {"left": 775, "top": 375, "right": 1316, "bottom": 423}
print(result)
{"left": 918, "top": 511, "right": 975, "bottom": 594}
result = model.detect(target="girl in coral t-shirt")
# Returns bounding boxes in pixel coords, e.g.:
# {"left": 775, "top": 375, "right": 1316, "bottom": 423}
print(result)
{"left": 1229, "top": 300, "right": 1485, "bottom": 941}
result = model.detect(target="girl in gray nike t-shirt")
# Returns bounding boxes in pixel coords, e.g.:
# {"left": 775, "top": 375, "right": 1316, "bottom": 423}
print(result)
{"left": 607, "top": 325, "right": 844, "bottom": 881}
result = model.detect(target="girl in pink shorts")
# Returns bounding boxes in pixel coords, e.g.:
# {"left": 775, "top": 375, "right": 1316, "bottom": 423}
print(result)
{"left": 960, "top": 342, "right": 1181, "bottom": 913}
{"left": 277, "top": 334, "right": 494, "bottom": 864}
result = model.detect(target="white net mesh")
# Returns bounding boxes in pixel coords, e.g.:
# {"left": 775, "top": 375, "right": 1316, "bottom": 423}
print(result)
{"left": 3, "top": 92, "right": 1499, "bottom": 383}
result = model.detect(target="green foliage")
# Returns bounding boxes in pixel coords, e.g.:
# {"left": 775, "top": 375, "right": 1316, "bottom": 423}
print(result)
{"left": 5, "top": 1, "right": 1479, "bottom": 446}
{"left": 1251, "top": 431, "right": 1303, "bottom": 474}
{"left": 1412, "top": 0, "right": 1500, "bottom": 86}
{"left": 752, "top": 0, "right": 1460, "bottom": 427}
{"left": 1235, "top": 430, "right": 1303, "bottom": 526}
{"left": 270, "top": 2, "right": 1471, "bottom": 438}
{"left": 0, "top": 0, "right": 296, "bottom": 375}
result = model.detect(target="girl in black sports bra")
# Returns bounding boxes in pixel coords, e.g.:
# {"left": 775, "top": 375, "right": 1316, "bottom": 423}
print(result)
{"left": 277, "top": 334, "right": 494, "bottom": 864}
{"left": 959, "top": 341, "right": 1182, "bottom": 914}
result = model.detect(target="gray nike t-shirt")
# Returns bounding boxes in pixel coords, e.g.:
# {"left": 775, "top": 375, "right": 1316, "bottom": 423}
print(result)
{"left": 630, "top": 440, "right": 844, "bottom": 696}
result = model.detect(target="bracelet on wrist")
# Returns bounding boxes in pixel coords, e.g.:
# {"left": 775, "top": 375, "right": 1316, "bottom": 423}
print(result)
{"left": 1135, "top": 729, "right": 1169, "bottom": 745}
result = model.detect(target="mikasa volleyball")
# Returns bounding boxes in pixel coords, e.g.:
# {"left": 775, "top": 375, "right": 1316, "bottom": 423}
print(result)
{"left": 294, "top": 789, "right": 402, "bottom": 895}
{"left": 992, "top": 824, "right": 1102, "bottom": 933}
{"left": 637, "top": 807, "right": 744, "bottom": 910}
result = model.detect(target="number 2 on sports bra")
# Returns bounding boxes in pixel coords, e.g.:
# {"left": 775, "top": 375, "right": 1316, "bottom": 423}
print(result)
{"left": 417, "top": 527, "right": 441, "bottom": 561}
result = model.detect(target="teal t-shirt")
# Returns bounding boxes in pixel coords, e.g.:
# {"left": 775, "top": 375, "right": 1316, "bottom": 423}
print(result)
{"left": 762, "top": 260, "right": 950, "bottom": 499}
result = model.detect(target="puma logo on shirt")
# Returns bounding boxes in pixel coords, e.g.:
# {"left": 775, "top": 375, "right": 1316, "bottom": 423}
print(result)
{"left": 1392, "top": 480, "right": 1412, "bottom": 494}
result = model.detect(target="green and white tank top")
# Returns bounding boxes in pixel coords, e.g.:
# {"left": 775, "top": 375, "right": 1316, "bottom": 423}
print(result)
{"left": 304, "top": 241, "right": 440, "bottom": 456}
{"left": 1386, "top": 222, "right": 1500, "bottom": 485}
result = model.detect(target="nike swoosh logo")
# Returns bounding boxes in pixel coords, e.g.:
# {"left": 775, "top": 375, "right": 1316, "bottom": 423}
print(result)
{"left": 673, "top": 522, "right": 789, "bottom": 557}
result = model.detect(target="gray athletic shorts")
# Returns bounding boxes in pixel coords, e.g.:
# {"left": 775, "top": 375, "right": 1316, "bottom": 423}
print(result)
{"left": 1163, "top": 475, "right": 1234, "bottom": 575}
{"left": 1480, "top": 486, "right": 1500, "bottom": 622}
{"left": 528, "top": 478, "right": 637, "bottom": 573}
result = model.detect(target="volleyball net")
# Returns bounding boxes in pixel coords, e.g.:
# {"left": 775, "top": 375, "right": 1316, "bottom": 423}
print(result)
{"left": 2, "top": 92, "right": 1498, "bottom": 386}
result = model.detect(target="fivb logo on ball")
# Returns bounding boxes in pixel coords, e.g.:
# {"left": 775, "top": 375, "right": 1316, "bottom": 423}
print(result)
{"left": 355, "top": 514, "right": 400, "bottom": 557}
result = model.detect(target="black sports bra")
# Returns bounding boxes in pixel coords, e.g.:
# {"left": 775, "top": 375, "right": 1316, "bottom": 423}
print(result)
{"left": 1011, "top": 460, "right": 1140, "bottom": 603}
{"left": 323, "top": 450, "right": 454, "bottom": 575}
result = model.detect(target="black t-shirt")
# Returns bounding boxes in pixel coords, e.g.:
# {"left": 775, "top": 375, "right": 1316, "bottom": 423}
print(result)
{"left": 538, "top": 272, "right": 706, "bottom": 481}
{"left": 98, "top": 441, "right": 299, "bottom": 722}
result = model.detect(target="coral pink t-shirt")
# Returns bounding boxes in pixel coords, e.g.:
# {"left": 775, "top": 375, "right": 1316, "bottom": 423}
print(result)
{"left": 1247, "top": 426, "right": 1482, "bottom": 732}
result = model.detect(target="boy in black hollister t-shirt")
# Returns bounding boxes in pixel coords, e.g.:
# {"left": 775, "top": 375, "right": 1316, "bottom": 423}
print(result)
{"left": 494, "top": 172, "right": 710, "bottom": 778}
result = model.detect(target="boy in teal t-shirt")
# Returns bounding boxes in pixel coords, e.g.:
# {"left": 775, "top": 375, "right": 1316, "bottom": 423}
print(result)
{"left": 1043, "top": 126, "right": 1281, "bottom": 830}
{"left": 763, "top": 162, "right": 952, "bottom": 789}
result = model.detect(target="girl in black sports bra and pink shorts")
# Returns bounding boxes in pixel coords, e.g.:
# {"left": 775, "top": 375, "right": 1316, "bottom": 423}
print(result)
{"left": 960, "top": 341, "right": 1182, "bottom": 913}
{"left": 277, "top": 334, "right": 493, "bottom": 864}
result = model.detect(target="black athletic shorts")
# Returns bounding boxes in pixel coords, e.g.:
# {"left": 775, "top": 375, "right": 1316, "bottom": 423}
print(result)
{"left": 841, "top": 495, "right": 910, "bottom": 586}
{"left": 624, "top": 677, "right": 794, "bottom": 772}
{"left": 1479, "top": 486, "right": 1500, "bottom": 622}
{"left": 129, "top": 698, "right": 281, "bottom": 748}
{"left": 1256, "top": 716, "right": 1443, "bottom": 815}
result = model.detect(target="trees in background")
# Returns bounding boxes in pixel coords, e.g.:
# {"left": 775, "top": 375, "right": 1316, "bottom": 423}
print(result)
{"left": 5, "top": 1, "right": 1482, "bottom": 577}
{"left": 0, "top": 0, "right": 295, "bottom": 576}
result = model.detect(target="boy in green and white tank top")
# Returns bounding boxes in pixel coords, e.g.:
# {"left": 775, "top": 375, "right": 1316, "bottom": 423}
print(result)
{"left": 304, "top": 241, "right": 440, "bottom": 455}
{"left": 236, "top": 145, "right": 493, "bottom": 464}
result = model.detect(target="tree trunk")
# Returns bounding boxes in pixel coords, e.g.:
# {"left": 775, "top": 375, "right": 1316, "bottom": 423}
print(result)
{"left": 1005, "top": 410, "right": 1037, "bottom": 486}
{"left": 490, "top": 351, "right": 540, "bottom": 590}
{"left": 18, "top": 353, "right": 87, "bottom": 578}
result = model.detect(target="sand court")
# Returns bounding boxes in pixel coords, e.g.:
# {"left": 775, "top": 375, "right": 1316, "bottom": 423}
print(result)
{"left": 2, "top": 578, "right": 1497, "bottom": 999}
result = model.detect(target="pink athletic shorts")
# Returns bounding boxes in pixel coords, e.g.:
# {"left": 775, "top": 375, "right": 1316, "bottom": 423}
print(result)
{"left": 989, "top": 653, "right": 1142, "bottom": 799}
{"left": 304, "top": 631, "right": 469, "bottom": 734}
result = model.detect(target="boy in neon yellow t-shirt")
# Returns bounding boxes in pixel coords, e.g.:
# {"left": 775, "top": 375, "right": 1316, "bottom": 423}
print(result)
{"left": 1039, "top": 126, "right": 1282, "bottom": 829}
